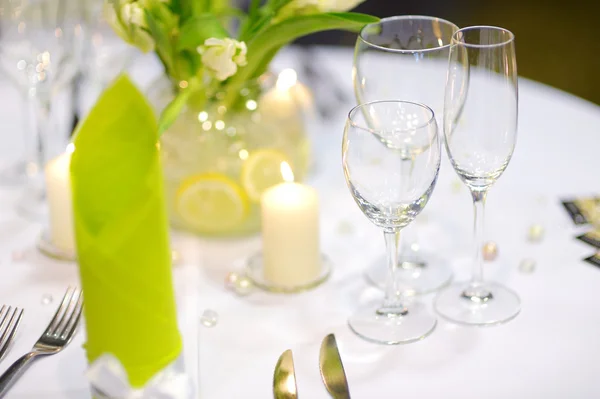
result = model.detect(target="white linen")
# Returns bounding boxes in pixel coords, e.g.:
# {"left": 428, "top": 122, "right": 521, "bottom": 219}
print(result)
{"left": 0, "top": 46, "right": 599, "bottom": 398}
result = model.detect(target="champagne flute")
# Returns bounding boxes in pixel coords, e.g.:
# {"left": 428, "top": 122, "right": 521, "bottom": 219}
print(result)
{"left": 353, "top": 16, "right": 458, "bottom": 294}
{"left": 343, "top": 100, "right": 441, "bottom": 344}
{"left": 0, "top": 0, "right": 77, "bottom": 218}
{"left": 434, "top": 26, "right": 520, "bottom": 325}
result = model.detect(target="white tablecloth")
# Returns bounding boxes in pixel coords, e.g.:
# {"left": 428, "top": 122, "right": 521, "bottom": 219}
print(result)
{"left": 0, "top": 46, "right": 600, "bottom": 398}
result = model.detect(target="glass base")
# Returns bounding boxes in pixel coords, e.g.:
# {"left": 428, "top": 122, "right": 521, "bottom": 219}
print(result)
{"left": 365, "top": 250, "right": 452, "bottom": 295}
{"left": 37, "top": 230, "right": 76, "bottom": 262}
{"left": 245, "top": 253, "right": 332, "bottom": 294}
{"left": 434, "top": 282, "right": 521, "bottom": 326}
{"left": 348, "top": 300, "right": 437, "bottom": 345}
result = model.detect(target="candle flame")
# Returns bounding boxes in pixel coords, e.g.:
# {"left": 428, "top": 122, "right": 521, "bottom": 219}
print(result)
{"left": 276, "top": 69, "right": 297, "bottom": 91}
{"left": 280, "top": 161, "right": 294, "bottom": 183}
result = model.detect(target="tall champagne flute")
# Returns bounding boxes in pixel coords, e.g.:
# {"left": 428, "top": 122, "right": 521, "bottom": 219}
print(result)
{"left": 343, "top": 101, "right": 441, "bottom": 344}
{"left": 353, "top": 16, "right": 458, "bottom": 294}
{"left": 0, "top": 0, "right": 76, "bottom": 218}
{"left": 434, "top": 26, "right": 520, "bottom": 325}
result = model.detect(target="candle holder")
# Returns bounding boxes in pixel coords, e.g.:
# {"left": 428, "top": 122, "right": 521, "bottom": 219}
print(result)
{"left": 245, "top": 252, "right": 332, "bottom": 294}
{"left": 37, "top": 230, "right": 183, "bottom": 266}
{"left": 37, "top": 229, "right": 76, "bottom": 262}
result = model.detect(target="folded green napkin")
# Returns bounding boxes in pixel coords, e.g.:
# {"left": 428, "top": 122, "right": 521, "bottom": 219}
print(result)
{"left": 70, "top": 75, "right": 182, "bottom": 387}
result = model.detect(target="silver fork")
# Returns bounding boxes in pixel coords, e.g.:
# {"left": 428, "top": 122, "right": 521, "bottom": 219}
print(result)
{"left": 0, "top": 287, "right": 83, "bottom": 397}
{"left": 0, "top": 306, "right": 24, "bottom": 362}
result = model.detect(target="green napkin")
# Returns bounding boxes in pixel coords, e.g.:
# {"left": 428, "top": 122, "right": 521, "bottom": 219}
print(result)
{"left": 70, "top": 75, "right": 182, "bottom": 387}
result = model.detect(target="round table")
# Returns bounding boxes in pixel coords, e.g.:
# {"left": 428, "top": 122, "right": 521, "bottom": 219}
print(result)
{"left": 0, "top": 46, "right": 599, "bottom": 398}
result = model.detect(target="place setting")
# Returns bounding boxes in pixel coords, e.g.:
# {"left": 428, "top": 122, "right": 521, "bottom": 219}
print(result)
{"left": 0, "top": 0, "right": 599, "bottom": 397}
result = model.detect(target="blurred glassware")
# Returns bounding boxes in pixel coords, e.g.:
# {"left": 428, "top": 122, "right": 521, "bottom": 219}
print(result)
{"left": 0, "top": 0, "right": 78, "bottom": 219}
{"left": 76, "top": 0, "right": 136, "bottom": 119}
{"left": 353, "top": 15, "right": 458, "bottom": 294}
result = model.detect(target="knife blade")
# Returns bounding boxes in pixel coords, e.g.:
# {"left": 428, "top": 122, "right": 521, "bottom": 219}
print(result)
{"left": 319, "top": 334, "right": 351, "bottom": 399}
{"left": 273, "top": 349, "right": 298, "bottom": 399}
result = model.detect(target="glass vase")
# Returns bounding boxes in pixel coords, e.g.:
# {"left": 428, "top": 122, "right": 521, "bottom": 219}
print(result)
{"left": 150, "top": 73, "right": 311, "bottom": 237}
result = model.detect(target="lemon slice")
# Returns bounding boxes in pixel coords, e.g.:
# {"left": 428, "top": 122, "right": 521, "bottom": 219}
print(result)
{"left": 241, "top": 149, "right": 292, "bottom": 202}
{"left": 176, "top": 173, "right": 248, "bottom": 232}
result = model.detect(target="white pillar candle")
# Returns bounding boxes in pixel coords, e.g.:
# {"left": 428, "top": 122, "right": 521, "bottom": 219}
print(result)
{"left": 44, "top": 150, "right": 75, "bottom": 255}
{"left": 261, "top": 182, "right": 321, "bottom": 286}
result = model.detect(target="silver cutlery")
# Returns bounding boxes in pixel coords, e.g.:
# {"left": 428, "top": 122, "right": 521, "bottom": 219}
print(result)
{"left": 0, "top": 287, "right": 83, "bottom": 397}
{"left": 319, "top": 334, "right": 350, "bottom": 399}
{"left": 273, "top": 349, "right": 297, "bottom": 399}
{"left": 0, "top": 306, "right": 23, "bottom": 362}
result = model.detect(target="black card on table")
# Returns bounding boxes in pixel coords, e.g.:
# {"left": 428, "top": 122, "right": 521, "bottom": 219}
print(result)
{"left": 562, "top": 197, "right": 600, "bottom": 225}
{"left": 584, "top": 253, "right": 600, "bottom": 268}
{"left": 577, "top": 230, "right": 600, "bottom": 249}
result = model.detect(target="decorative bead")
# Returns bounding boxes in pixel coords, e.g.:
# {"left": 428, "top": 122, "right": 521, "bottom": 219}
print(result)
{"left": 224, "top": 272, "right": 240, "bottom": 290}
{"left": 336, "top": 220, "right": 355, "bottom": 236}
{"left": 482, "top": 241, "right": 498, "bottom": 261}
{"left": 527, "top": 224, "right": 544, "bottom": 242}
{"left": 11, "top": 250, "right": 25, "bottom": 262}
{"left": 234, "top": 276, "right": 253, "bottom": 296}
{"left": 200, "top": 309, "right": 219, "bottom": 328}
{"left": 451, "top": 180, "right": 462, "bottom": 193}
{"left": 41, "top": 294, "right": 53, "bottom": 305}
{"left": 519, "top": 258, "right": 536, "bottom": 274}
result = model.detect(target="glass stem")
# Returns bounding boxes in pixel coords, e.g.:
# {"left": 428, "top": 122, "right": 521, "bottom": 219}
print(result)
{"left": 399, "top": 157, "right": 417, "bottom": 263}
{"left": 27, "top": 89, "right": 50, "bottom": 178}
{"left": 380, "top": 229, "right": 407, "bottom": 315}
{"left": 470, "top": 190, "right": 488, "bottom": 288}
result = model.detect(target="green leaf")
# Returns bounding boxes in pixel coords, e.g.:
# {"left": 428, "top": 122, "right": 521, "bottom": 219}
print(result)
{"left": 176, "top": 14, "right": 229, "bottom": 51}
{"left": 157, "top": 78, "right": 201, "bottom": 135}
{"left": 239, "top": 0, "right": 294, "bottom": 41}
{"left": 144, "top": 10, "right": 175, "bottom": 75}
{"left": 214, "top": 6, "right": 247, "bottom": 20}
{"left": 145, "top": 0, "right": 178, "bottom": 28}
{"left": 226, "top": 12, "right": 379, "bottom": 105}
{"left": 249, "top": 0, "right": 262, "bottom": 18}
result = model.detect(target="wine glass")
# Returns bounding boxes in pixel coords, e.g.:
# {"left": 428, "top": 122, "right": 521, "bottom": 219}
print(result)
{"left": 434, "top": 26, "right": 520, "bottom": 325}
{"left": 343, "top": 100, "right": 441, "bottom": 344}
{"left": 353, "top": 15, "right": 458, "bottom": 294}
{"left": 0, "top": 0, "right": 77, "bottom": 218}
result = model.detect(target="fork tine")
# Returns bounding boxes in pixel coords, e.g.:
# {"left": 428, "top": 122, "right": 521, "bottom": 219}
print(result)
{"left": 0, "top": 306, "right": 11, "bottom": 334}
{"left": 61, "top": 293, "right": 83, "bottom": 342}
{"left": 49, "top": 287, "right": 79, "bottom": 337}
{"left": 45, "top": 287, "right": 75, "bottom": 336}
{"left": 0, "top": 308, "right": 23, "bottom": 360}
{"left": 57, "top": 289, "right": 82, "bottom": 339}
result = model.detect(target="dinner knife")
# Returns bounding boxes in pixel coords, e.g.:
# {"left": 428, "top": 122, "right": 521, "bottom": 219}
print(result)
{"left": 273, "top": 349, "right": 298, "bottom": 399}
{"left": 319, "top": 334, "right": 350, "bottom": 399}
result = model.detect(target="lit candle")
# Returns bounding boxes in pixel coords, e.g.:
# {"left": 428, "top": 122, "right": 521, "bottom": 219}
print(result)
{"left": 261, "top": 182, "right": 321, "bottom": 286}
{"left": 44, "top": 148, "right": 75, "bottom": 255}
{"left": 258, "top": 69, "right": 313, "bottom": 120}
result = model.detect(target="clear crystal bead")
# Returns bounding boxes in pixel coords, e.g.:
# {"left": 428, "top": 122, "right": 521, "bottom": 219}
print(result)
{"left": 41, "top": 294, "right": 53, "bottom": 305}
{"left": 482, "top": 241, "right": 498, "bottom": 261}
{"left": 234, "top": 277, "right": 253, "bottom": 296}
{"left": 527, "top": 224, "right": 544, "bottom": 242}
{"left": 519, "top": 258, "right": 536, "bottom": 274}
{"left": 200, "top": 309, "right": 219, "bottom": 328}
{"left": 224, "top": 272, "right": 240, "bottom": 290}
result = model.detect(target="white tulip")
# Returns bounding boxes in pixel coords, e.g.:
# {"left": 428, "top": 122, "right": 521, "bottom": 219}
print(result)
{"left": 199, "top": 38, "right": 248, "bottom": 81}
{"left": 103, "top": 0, "right": 154, "bottom": 52}
{"left": 121, "top": 2, "right": 147, "bottom": 28}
